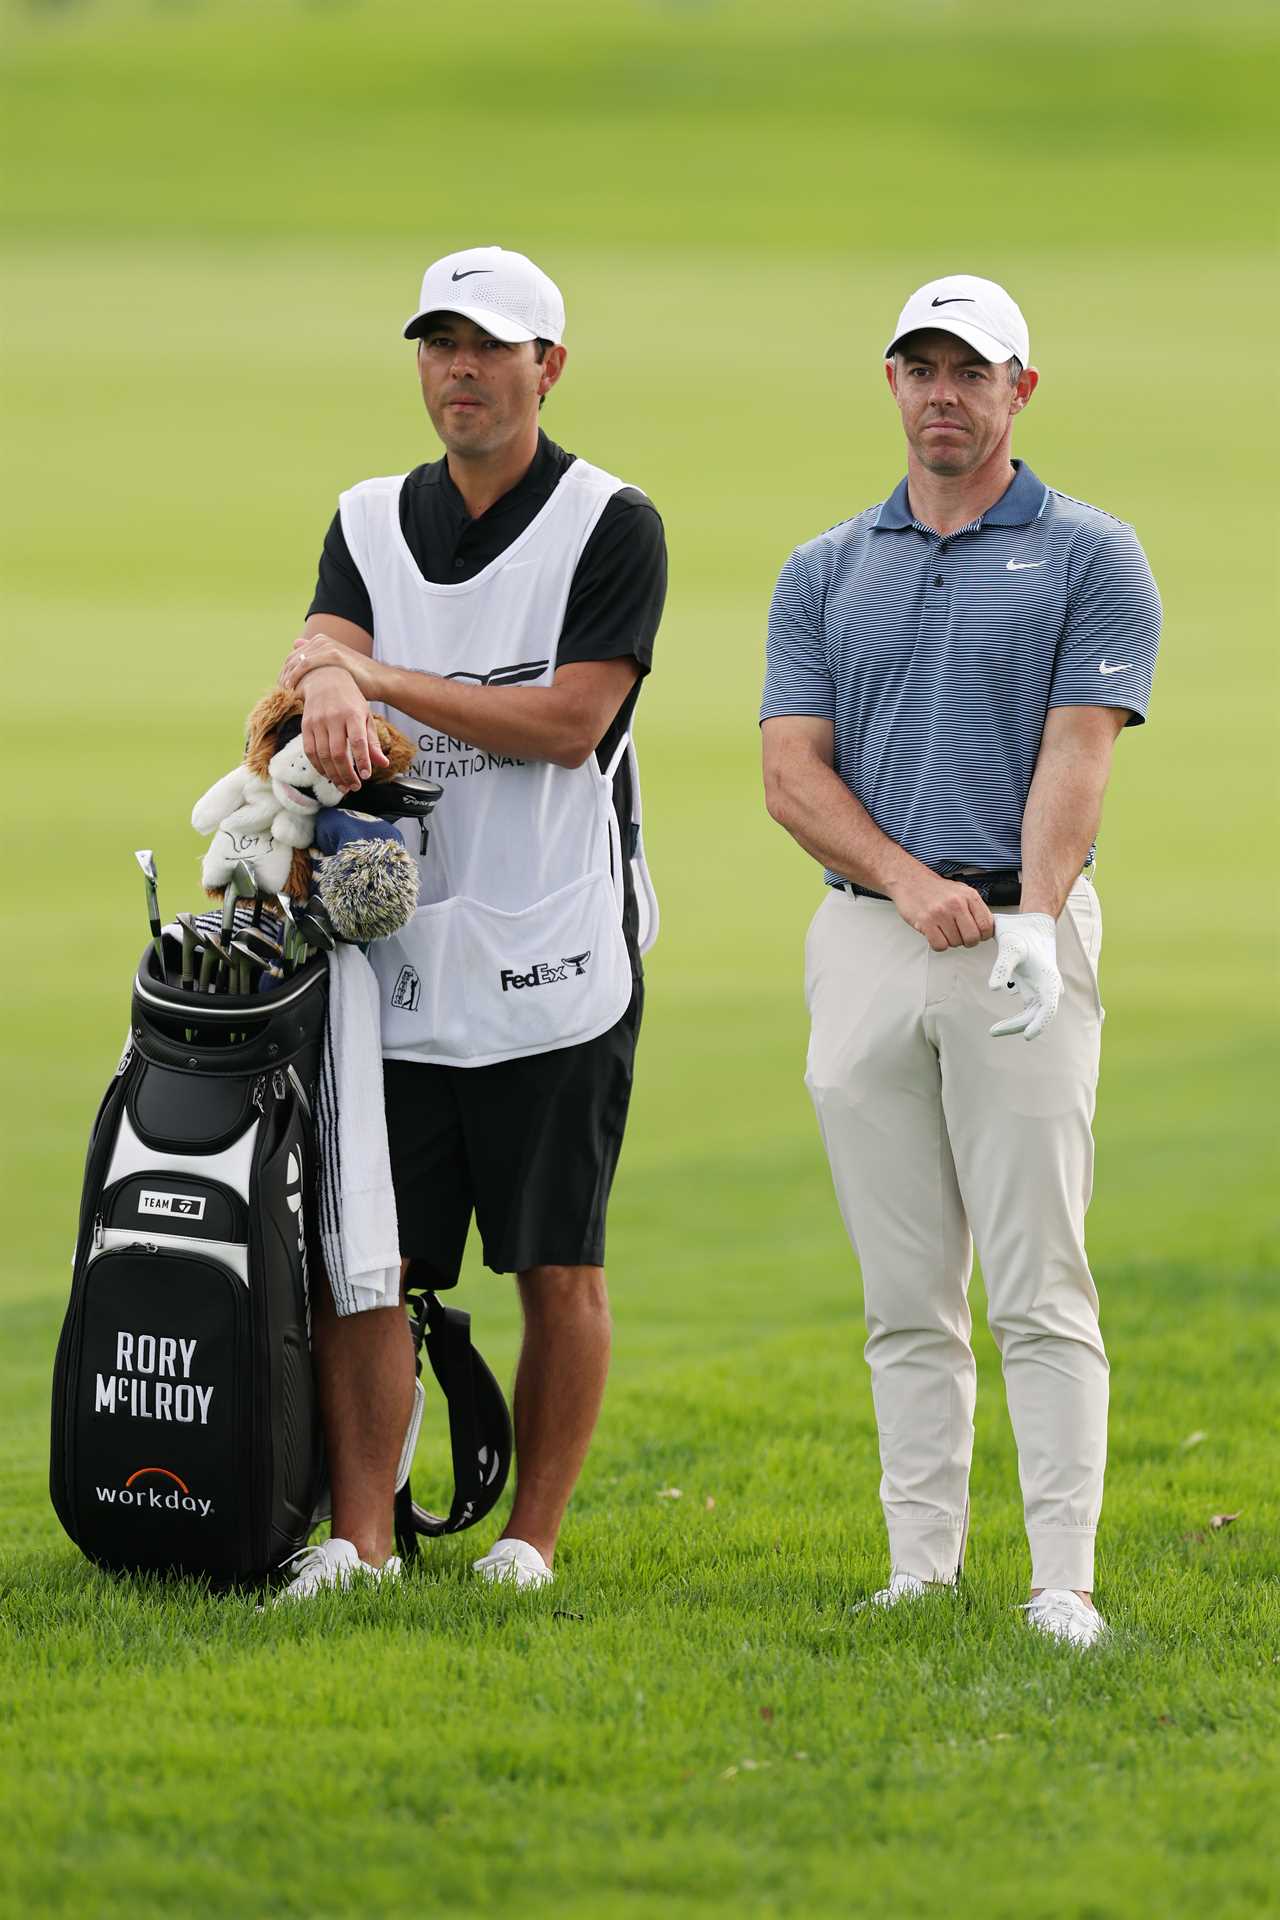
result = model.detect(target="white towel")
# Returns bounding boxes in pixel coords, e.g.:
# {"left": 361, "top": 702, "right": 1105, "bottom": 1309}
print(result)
{"left": 315, "top": 944, "right": 401, "bottom": 1316}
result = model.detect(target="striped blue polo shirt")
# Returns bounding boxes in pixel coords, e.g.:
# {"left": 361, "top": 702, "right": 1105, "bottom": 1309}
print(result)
{"left": 762, "top": 461, "right": 1161, "bottom": 878}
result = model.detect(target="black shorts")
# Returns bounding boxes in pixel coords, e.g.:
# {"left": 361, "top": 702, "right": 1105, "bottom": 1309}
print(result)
{"left": 383, "top": 979, "right": 643, "bottom": 1286}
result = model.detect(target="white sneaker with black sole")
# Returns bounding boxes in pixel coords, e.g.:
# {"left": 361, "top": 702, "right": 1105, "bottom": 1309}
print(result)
{"left": 472, "top": 1537, "right": 553, "bottom": 1590}
{"left": 1020, "top": 1588, "right": 1108, "bottom": 1648}
{"left": 272, "top": 1536, "right": 402, "bottom": 1605}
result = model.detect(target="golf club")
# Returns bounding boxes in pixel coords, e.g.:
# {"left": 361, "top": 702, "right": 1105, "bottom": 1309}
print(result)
{"left": 296, "top": 895, "right": 337, "bottom": 954}
{"left": 237, "top": 926, "right": 284, "bottom": 962}
{"left": 175, "top": 913, "right": 202, "bottom": 992}
{"left": 276, "top": 892, "right": 300, "bottom": 976}
{"left": 134, "top": 849, "right": 167, "bottom": 985}
{"left": 232, "top": 860, "right": 263, "bottom": 932}
{"left": 230, "top": 937, "right": 264, "bottom": 997}
{"left": 201, "top": 931, "right": 235, "bottom": 994}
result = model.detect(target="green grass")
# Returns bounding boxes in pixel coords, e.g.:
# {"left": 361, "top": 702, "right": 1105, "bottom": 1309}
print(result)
{"left": 2, "top": 1, "right": 1278, "bottom": 1914}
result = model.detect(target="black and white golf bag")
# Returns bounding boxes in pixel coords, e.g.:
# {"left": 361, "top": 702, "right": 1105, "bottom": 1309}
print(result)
{"left": 51, "top": 947, "right": 331, "bottom": 1581}
{"left": 50, "top": 939, "right": 513, "bottom": 1584}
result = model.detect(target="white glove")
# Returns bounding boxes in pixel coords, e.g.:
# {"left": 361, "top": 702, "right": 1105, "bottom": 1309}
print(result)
{"left": 988, "top": 912, "right": 1061, "bottom": 1041}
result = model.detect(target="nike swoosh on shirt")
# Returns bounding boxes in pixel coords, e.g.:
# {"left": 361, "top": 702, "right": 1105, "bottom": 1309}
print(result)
{"left": 1005, "top": 559, "right": 1046, "bottom": 571}
{"left": 1098, "top": 660, "right": 1133, "bottom": 675}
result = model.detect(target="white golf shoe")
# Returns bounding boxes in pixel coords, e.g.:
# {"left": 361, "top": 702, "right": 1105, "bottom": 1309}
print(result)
{"left": 273, "top": 1536, "right": 402, "bottom": 1605}
{"left": 854, "top": 1571, "right": 947, "bottom": 1614}
{"left": 472, "top": 1537, "right": 554, "bottom": 1590}
{"left": 1020, "top": 1588, "right": 1109, "bottom": 1649}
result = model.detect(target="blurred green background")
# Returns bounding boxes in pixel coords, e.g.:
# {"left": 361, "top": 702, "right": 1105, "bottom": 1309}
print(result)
{"left": 3, "top": 0, "right": 1276, "bottom": 1298}
{"left": 2, "top": 3, "right": 1278, "bottom": 1914}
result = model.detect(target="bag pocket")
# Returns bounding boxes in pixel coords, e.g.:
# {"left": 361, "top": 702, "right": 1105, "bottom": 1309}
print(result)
{"left": 100, "top": 1172, "right": 248, "bottom": 1253}
{"left": 375, "top": 869, "right": 634, "bottom": 1066}
{"left": 62, "top": 1247, "right": 251, "bottom": 1576}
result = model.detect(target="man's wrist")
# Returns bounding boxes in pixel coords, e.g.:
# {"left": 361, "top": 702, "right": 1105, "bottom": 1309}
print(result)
{"left": 301, "top": 664, "right": 358, "bottom": 696}
{"left": 878, "top": 851, "right": 931, "bottom": 897}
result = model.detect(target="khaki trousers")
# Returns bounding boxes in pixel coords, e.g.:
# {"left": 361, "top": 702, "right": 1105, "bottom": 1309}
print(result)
{"left": 804, "top": 879, "right": 1107, "bottom": 1592}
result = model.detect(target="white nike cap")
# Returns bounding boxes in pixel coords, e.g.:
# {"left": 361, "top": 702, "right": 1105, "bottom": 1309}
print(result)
{"left": 402, "top": 246, "right": 566, "bottom": 345}
{"left": 885, "top": 274, "right": 1030, "bottom": 367}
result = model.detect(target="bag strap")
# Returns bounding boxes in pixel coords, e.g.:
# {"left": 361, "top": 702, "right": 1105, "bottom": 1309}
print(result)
{"left": 394, "top": 1286, "right": 511, "bottom": 1557}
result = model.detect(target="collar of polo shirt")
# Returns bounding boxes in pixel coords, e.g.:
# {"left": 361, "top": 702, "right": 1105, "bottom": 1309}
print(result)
{"left": 871, "top": 460, "right": 1049, "bottom": 532}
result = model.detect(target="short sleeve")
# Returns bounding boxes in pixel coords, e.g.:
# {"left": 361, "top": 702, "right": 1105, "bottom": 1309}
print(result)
{"left": 306, "top": 510, "right": 374, "bottom": 633}
{"left": 761, "top": 547, "right": 836, "bottom": 722}
{"left": 556, "top": 491, "right": 667, "bottom": 674}
{"left": 1049, "top": 521, "right": 1161, "bottom": 726}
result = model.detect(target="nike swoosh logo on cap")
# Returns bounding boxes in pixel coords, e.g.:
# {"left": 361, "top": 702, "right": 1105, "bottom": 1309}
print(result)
{"left": 931, "top": 297, "right": 975, "bottom": 307}
{"left": 1098, "top": 660, "right": 1133, "bottom": 675}
{"left": 451, "top": 269, "right": 494, "bottom": 282}
{"left": 1005, "top": 559, "right": 1046, "bottom": 571}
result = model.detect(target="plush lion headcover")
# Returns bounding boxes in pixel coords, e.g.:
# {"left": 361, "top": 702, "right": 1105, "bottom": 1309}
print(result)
{"left": 191, "top": 688, "right": 415, "bottom": 901}
{"left": 240, "top": 688, "right": 414, "bottom": 783}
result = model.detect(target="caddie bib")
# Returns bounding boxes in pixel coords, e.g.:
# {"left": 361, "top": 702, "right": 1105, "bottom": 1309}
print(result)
{"left": 339, "top": 458, "right": 657, "bottom": 1067}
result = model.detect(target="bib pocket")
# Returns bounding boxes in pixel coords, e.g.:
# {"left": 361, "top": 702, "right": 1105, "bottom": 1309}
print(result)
{"left": 375, "top": 868, "right": 633, "bottom": 1066}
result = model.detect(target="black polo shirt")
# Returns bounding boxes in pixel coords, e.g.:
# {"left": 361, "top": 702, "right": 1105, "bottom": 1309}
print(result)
{"left": 308, "top": 428, "right": 665, "bottom": 677}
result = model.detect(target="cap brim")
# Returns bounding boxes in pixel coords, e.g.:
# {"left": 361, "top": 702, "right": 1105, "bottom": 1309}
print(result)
{"left": 885, "top": 317, "right": 1017, "bottom": 364}
{"left": 402, "top": 303, "right": 538, "bottom": 344}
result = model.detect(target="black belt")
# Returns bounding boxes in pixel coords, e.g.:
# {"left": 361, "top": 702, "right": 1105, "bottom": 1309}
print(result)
{"left": 832, "top": 868, "right": 1023, "bottom": 909}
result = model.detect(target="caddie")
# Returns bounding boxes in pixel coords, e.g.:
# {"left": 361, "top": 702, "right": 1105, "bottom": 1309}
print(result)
{"left": 276, "top": 245, "right": 665, "bottom": 1599}
{"left": 761, "top": 274, "right": 1161, "bottom": 1646}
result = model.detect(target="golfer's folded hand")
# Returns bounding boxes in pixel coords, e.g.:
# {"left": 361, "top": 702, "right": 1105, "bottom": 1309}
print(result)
{"left": 987, "top": 912, "right": 1061, "bottom": 1041}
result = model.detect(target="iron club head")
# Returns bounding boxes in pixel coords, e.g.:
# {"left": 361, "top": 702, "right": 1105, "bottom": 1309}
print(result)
{"left": 229, "top": 938, "right": 264, "bottom": 998}
{"left": 134, "top": 848, "right": 167, "bottom": 985}
{"left": 276, "top": 893, "right": 300, "bottom": 974}
{"left": 236, "top": 926, "right": 284, "bottom": 962}
{"left": 220, "top": 870, "right": 241, "bottom": 950}
{"left": 174, "top": 913, "right": 203, "bottom": 992}
{"left": 296, "top": 896, "right": 337, "bottom": 954}
{"left": 201, "top": 930, "right": 235, "bottom": 993}
{"left": 233, "top": 859, "right": 265, "bottom": 928}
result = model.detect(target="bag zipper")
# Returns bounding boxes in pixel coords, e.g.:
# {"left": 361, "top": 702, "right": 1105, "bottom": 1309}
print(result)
{"left": 89, "top": 1225, "right": 249, "bottom": 1283}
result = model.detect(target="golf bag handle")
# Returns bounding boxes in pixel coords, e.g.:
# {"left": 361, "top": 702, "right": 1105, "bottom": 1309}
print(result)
{"left": 393, "top": 1285, "right": 513, "bottom": 1558}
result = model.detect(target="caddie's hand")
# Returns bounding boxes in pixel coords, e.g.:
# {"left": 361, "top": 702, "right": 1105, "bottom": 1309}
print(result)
{"left": 296, "top": 666, "right": 389, "bottom": 793}
{"left": 280, "top": 633, "right": 379, "bottom": 698}
{"left": 988, "top": 912, "right": 1061, "bottom": 1040}
{"left": 888, "top": 870, "right": 996, "bottom": 952}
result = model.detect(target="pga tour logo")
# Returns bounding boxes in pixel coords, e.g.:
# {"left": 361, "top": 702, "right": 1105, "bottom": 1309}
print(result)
{"left": 138, "top": 1189, "right": 206, "bottom": 1221}
{"left": 96, "top": 1465, "right": 213, "bottom": 1520}
{"left": 500, "top": 951, "right": 591, "bottom": 993}
{"left": 391, "top": 965, "right": 421, "bottom": 1013}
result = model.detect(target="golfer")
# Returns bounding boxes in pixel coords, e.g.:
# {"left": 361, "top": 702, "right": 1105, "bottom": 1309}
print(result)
{"left": 276, "top": 245, "right": 665, "bottom": 1599}
{"left": 761, "top": 275, "right": 1160, "bottom": 1646}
